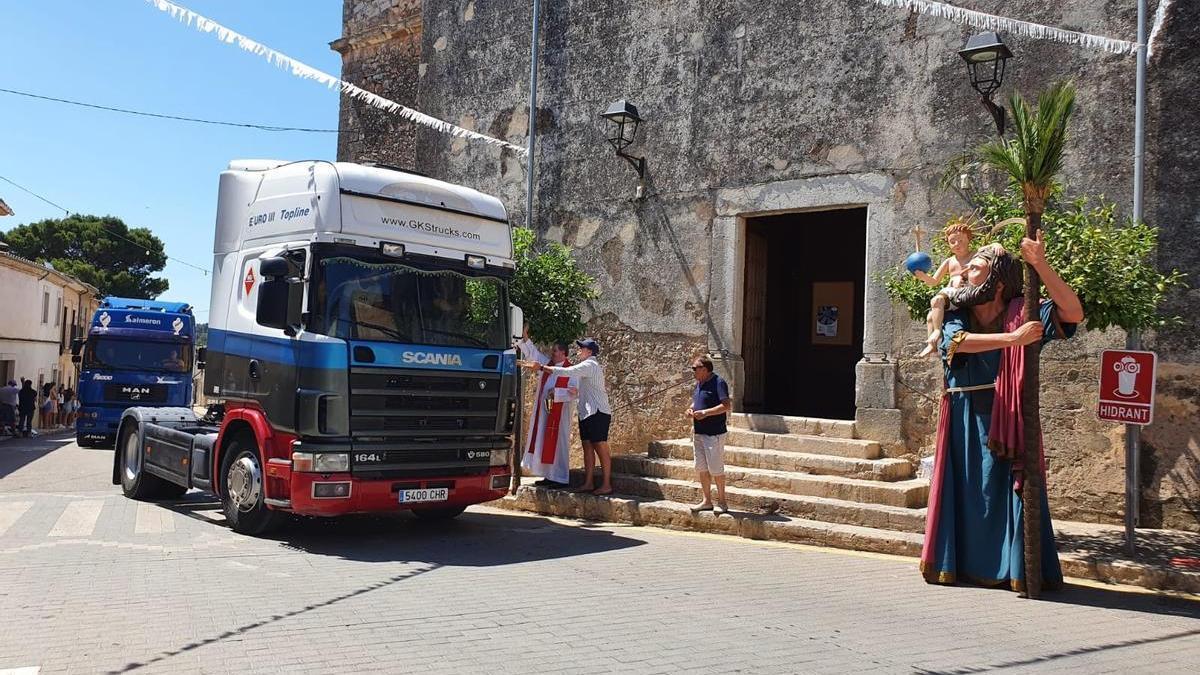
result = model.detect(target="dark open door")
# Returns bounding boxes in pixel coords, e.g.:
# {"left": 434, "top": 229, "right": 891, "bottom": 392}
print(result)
{"left": 741, "top": 226, "right": 768, "bottom": 410}
{"left": 742, "top": 208, "right": 866, "bottom": 420}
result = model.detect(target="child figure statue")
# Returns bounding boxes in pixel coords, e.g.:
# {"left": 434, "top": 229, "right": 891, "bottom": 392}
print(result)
{"left": 913, "top": 219, "right": 975, "bottom": 358}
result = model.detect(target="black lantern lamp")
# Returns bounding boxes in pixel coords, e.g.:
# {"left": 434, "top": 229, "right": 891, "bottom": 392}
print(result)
{"left": 958, "top": 32, "right": 1013, "bottom": 136}
{"left": 600, "top": 99, "right": 647, "bottom": 197}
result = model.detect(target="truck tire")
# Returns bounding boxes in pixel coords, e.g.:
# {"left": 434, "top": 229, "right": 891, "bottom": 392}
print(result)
{"left": 411, "top": 505, "right": 467, "bottom": 521}
{"left": 76, "top": 434, "right": 92, "bottom": 448}
{"left": 220, "top": 438, "right": 281, "bottom": 536}
{"left": 118, "top": 422, "right": 186, "bottom": 501}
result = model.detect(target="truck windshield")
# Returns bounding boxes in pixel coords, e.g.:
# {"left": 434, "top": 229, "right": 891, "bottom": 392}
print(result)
{"left": 84, "top": 338, "right": 192, "bottom": 373}
{"left": 311, "top": 253, "right": 508, "bottom": 350}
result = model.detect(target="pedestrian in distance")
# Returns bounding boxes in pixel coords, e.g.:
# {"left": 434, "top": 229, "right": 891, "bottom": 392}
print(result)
{"left": 60, "top": 386, "right": 76, "bottom": 427}
{"left": 17, "top": 379, "right": 38, "bottom": 437}
{"left": 39, "top": 382, "right": 57, "bottom": 431}
{"left": 520, "top": 337, "right": 613, "bottom": 495}
{"left": 0, "top": 380, "right": 19, "bottom": 436}
{"left": 686, "top": 355, "right": 732, "bottom": 514}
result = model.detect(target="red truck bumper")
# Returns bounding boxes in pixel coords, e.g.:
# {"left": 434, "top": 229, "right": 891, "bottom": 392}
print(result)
{"left": 275, "top": 466, "right": 511, "bottom": 517}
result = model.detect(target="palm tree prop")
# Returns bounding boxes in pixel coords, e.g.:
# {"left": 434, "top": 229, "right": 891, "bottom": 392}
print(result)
{"left": 977, "top": 81, "right": 1077, "bottom": 599}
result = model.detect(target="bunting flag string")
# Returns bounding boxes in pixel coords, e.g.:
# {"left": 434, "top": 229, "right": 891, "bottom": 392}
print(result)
{"left": 1148, "top": 0, "right": 1174, "bottom": 60}
{"left": 143, "top": 0, "right": 528, "bottom": 155}
{"left": 863, "top": 0, "right": 1139, "bottom": 56}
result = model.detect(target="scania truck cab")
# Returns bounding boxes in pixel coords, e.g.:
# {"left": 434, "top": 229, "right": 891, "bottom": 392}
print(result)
{"left": 112, "top": 160, "right": 522, "bottom": 534}
{"left": 75, "top": 298, "right": 196, "bottom": 447}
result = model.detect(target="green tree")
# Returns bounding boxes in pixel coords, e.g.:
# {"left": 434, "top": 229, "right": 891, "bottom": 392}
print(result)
{"left": 509, "top": 227, "right": 598, "bottom": 345}
{"left": 881, "top": 190, "right": 1185, "bottom": 330}
{"left": 0, "top": 214, "right": 169, "bottom": 298}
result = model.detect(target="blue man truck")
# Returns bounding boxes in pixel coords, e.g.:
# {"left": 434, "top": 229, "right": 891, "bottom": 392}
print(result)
{"left": 74, "top": 298, "right": 196, "bottom": 448}
{"left": 109, "top": 160, "right": 522, "bottom": 534}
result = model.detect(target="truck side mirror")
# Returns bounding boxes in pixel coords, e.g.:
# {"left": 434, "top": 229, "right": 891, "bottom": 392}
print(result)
{"left": 256, "top": 257, "right": 303, "bottom": 332}
{"left": 71, "top": 338, "right": 85, "bottom": 364}
{"left": 509, "top": 304, "right": 524, "bottom": 341}
{"left": 256, "top": 279, "right": 303, "bottom": 331}
{"left": 196, "top": 346, "right": 207, "bottom": 371}
{"left": 260, "top": 256, "right": 290, "bottom": 278}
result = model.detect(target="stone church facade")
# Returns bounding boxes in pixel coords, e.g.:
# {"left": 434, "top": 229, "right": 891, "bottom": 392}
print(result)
{"left": 334, "top": 0, "right": 1199, "bottom": 532}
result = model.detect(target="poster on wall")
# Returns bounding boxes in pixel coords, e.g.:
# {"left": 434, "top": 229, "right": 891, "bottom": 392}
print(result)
{"left": 811, "top": 281, "right": 855, "bottom": 346}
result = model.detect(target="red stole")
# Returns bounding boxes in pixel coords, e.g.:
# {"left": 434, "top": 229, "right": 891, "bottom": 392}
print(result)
{"left": 527, "top": 359, "right": 570, "bottom": 464}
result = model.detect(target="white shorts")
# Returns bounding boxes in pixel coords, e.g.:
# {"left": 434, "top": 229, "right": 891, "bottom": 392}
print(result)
{"left": 693, "top": 433, "right": 726, "bottom": 476}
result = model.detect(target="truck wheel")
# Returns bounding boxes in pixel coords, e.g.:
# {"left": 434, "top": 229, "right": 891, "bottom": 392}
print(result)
{"left": 220, "top": 439, "right": 280, "bottom": 536}
{"left": 411, "top": 505, "right": 467, "bottom": 521}
{"left": 118, "top": 422, "right": 184, "bottom": 501}
{"left": 76, "top": 435, "right": 92, "bottom": 448}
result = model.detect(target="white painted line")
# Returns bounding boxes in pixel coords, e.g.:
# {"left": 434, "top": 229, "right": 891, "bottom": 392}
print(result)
{"left": 0, "top": 501, "right": 34, "bottom": 538}
{"left": 48, "top": 500, "right": 105, "bottom": 537}
{"left": 0, "top": 666, "right": 41, "bottom": 674}
{"left": 134, "top": 502, "right": 176, "bottom": 534}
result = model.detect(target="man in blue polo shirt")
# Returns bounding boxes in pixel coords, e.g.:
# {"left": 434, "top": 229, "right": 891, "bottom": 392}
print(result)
{"left": 687, "top": 355, "right": 732, "bottom": 514}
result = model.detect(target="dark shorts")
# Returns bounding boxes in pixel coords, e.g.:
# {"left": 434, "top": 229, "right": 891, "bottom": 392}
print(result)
{"left": 578, "top": 412, "right": 611, "bottom": 443}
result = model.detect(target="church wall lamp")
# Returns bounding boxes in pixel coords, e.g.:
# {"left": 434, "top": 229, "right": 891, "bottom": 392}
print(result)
{"left": 958, "top": 32, "right": 1013, "bottom": 136}
{"left": 600, "top": 99, "right": 647, "bottom": 199}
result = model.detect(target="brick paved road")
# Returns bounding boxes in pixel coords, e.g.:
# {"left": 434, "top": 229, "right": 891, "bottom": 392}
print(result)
{"left": 1, "top": 434, "right": 1198, "bottom": 674}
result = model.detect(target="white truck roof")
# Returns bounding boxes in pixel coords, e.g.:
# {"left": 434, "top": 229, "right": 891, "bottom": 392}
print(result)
{"left": 213, "top": 160, "right": 513, "bottom": 264}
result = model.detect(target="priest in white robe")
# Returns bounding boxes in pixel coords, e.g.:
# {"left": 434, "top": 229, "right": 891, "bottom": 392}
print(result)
{"left": 515, "top": 329, "right": 576, "bottom": 486}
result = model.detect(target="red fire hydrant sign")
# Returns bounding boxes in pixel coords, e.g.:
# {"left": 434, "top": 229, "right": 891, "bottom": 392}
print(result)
{"left": 1097, "top": 349, "right": 1157, "bottom": 425}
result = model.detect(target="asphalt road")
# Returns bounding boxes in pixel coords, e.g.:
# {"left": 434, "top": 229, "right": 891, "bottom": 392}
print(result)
{"left": 1, "top": 432, "right": 1198, "bottom": 674}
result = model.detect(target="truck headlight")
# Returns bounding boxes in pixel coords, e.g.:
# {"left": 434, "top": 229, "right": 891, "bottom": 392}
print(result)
{"left": 292, "top": 452, "right": 350, "bottom": 473}
{"left": 490, "top": 448, "right": 511, "bottom": 466}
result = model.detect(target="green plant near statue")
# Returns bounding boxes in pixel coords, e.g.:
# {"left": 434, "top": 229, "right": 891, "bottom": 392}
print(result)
{"left": 881, "top": 186, "right": 1186, "bottom": 332}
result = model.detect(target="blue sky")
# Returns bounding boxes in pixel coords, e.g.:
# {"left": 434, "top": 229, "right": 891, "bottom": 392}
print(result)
{"left": 0, "top": 1, "right": 345, "bottom": 322}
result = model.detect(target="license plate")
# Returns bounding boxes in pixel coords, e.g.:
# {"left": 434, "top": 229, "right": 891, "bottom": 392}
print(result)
{"left": 398, "top": 488, "right": 449, "bottom": 504}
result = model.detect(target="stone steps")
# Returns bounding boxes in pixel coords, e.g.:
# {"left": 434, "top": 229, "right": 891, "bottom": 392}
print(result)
{"left": 494, "top": 485, "right": 924, "bottom": 557}
{"left": 600, "top": 458, "right": 929, "bottom": 509}
{"left": 602, "top": 470, "right": 927, "bottom": 533}
{"left": 649, "top": 439, "right": 911, "bottom": 481}
{"left": 728, "top": 412, "right": 856, "bottom": 439}
{"left": 723, "top": 430, "right": 882, "bottom": 459}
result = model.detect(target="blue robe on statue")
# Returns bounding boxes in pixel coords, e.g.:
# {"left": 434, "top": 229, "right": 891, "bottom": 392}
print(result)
{"left": 920, "top": 298, "right": 1076, "bottom": 591}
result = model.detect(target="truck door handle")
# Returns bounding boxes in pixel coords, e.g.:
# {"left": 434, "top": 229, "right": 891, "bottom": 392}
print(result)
{"left": 249, "top": 359, "right": 261, "bottom": 380}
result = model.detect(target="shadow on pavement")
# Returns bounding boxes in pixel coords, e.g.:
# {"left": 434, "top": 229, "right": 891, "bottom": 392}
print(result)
{"left": 266, "top": 507, "right": 648, "bottom": 567}
{"left": 1049, "top": 581, "right": 1200, "bottom": 619}
{"left": 107, "top": 508, "right": 643, "bottom": 674}
{"left": 914, "top": 626, "right": 1200, "bottom": 674}
{"left": 108, "top": 561, "right": 441, "bottom": 674}
{"left": 0, "top": 431, "right": 79, "bottom": 479}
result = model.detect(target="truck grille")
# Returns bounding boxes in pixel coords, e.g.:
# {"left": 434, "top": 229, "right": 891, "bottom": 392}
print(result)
{"left": 103, "top": 383, "right": 168, "bottom": 403}
{"left": 348, "top": 367, "right": 507, "bottom": 477}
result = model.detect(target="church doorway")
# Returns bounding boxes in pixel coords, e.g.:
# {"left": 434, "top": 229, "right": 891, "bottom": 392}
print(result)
{"left": 740, "top": 207, "right": 867, "bottom": 420}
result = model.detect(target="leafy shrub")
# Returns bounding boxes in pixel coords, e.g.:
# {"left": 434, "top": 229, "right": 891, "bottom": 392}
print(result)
{"left": 508, "top": 227, "right": 599, "bottom": 345}
{"left": 882, "top": 188, "right": 1187, "bottom": 331}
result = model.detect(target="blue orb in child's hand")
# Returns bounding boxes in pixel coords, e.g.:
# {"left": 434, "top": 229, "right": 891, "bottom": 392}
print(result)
{"left": 904, "top": 252, "right": 933, "bottom": 275}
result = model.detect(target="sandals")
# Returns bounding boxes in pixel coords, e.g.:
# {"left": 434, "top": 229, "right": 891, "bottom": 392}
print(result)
{"left": 690, "top": 503, "right": 714, "bottom": 513}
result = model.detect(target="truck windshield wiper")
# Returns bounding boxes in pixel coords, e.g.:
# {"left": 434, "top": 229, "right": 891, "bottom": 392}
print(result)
{"left": 421, "top": 327, "right": 490, "bottom": 349}
{"left": 345, "top": 319, "right": 409, "bottom": 343}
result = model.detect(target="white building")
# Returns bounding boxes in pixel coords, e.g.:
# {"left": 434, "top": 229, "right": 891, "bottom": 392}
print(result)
{"left": 0, "top": 246, "right": 101, "bottom": 393}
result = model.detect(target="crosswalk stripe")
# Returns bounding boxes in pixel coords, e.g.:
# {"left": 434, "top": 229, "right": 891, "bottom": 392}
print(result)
{"left": 48, "top": 500, "right": 105, "bottom": 537}
{"left": 134, "top": 502, "right": 176, "bottom": 534}
{"left": 0, "top": 501, "right": 34, "bottom": 537}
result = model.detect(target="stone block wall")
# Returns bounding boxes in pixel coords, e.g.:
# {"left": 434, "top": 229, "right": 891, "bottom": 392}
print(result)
{"left": 337, "top": 0, "right": 1199, "bottom": 531}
